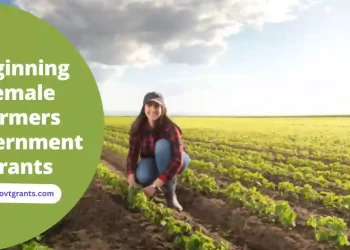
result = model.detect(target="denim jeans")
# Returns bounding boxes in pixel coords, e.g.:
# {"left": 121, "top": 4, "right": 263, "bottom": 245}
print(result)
{"left": 135, "top": 139, "right": 190, "bottom": 186}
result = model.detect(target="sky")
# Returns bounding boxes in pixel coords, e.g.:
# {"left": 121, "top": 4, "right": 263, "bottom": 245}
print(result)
{"left": 2, "top": 0, "right": 349, "bottom": 116}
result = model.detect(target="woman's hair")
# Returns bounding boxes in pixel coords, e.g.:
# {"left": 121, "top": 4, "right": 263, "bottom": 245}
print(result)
{"left": 129, "top": 103, "right": 182, "bottom": 136}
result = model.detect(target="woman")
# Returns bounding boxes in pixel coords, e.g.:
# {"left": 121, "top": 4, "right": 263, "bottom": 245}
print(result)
{"left": 126, "top": 91, "right": 190, "bottom": 212}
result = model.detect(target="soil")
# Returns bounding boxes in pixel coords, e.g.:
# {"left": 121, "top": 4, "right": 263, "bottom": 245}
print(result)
{"left": 101, "top": 148, "right": 343, "bottom": 250}
{"left": 39, "top": 177, "right": 176, "bottom": 250}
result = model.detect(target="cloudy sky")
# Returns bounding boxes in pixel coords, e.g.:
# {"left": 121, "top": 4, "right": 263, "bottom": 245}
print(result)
{"left": 2, "top": 0, "right": 349, "bottom": 116}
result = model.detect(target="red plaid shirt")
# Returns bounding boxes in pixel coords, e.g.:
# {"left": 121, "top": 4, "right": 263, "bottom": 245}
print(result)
{"left": 126, "top": 121, "right": 184, "bottom": 182}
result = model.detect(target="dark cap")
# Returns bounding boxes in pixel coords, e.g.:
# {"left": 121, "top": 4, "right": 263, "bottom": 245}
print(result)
{"left": 143, "top": 91, "right": 165, "bottom": 106}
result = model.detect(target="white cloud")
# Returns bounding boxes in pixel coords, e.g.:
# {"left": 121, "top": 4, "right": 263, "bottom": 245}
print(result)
{"left": 15, "top": 0, "right": 325, "bottom": 68}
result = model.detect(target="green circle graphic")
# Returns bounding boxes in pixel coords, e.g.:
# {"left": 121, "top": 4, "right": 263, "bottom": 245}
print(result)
{"left": 0, "top": 4, "right": 104, "bottom": 249}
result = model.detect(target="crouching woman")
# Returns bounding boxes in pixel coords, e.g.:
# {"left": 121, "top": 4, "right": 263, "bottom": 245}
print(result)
{"left": 126, "top": 91, "right": 190, "bottom": 212}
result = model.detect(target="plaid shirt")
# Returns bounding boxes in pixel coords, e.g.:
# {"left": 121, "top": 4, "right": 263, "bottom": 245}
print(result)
{"left": 127, "top": 122, "right": 184, "bottom": 182}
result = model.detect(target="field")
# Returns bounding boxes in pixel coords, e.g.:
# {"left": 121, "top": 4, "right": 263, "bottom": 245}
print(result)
{"left": 13, "top": 116, "right": 350, "bottom": 250}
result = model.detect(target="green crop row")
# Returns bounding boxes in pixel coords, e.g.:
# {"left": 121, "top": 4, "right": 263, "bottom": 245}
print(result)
{"left": 187, "top": 158, "right": 350, "bottom": 215}
{"left": 96, "top": 162, "right": 230, "bottom": 250}
{"left": 185, "top": 143, "right": 350, "bottom": 193}
{"left": 179, "top": 167, "right": 297, "bottom": 227}
{"left": 307, "top": 215, "right": 350, "bottom": 247}
{"left": 180, "top": 128, "right": 350, "bottom": 165}
{"left": 185, "top": 140, "right": 350, "bottom": 178}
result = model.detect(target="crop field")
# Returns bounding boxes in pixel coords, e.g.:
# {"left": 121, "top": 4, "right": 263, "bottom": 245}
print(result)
{"left": 13, "top": 116, "right": 350, "bottom": 250}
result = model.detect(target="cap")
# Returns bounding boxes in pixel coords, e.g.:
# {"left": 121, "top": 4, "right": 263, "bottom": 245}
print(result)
{"left": 143, "top": 91, "right": 165, "bottom": 106}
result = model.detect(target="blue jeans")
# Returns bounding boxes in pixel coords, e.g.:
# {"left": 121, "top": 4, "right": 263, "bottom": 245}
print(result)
{"left": 135, "top": 139, "right": 190, "bottom": 186}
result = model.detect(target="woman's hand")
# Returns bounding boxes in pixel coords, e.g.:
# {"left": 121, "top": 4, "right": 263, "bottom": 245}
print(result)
{"left": 127, "top": 174, "right": 136, "bottom": 188}
{"left": 143, "top": 184, "right": 157, "bottom": 198}
{"left": 143, "top": 179, "right": 164, "bottom": 198}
